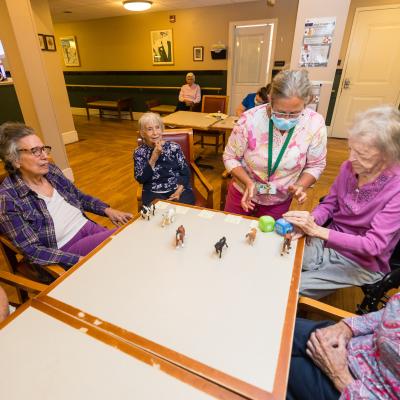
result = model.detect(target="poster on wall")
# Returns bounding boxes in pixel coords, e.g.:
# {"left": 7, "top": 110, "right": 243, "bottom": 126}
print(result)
{"left": 151, "top": 29, "right": 174, "bottom": 65}
{"left": 60, "top": 36, "right": 80, "bottom": 67}
{"left": 299, "top": 17, "right": 336, "bottom": 67}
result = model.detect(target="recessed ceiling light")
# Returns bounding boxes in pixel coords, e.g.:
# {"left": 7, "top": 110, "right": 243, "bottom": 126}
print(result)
{"left": 122, "top": 1, "right": 152, "bottom": 11}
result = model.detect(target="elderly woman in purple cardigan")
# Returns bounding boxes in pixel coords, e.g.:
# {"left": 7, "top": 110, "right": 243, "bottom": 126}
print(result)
{"left": 284, "top": 106, "right": 400, "bottom": 299}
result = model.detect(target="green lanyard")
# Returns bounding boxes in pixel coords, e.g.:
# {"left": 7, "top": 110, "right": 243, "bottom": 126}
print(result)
{"left": 268, "top": 119, "right": 295, "bottom": 179}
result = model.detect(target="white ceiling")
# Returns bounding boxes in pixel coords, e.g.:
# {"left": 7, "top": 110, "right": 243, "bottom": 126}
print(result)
{"left": 49, "top": 0, "right": 260, "bottom": 23}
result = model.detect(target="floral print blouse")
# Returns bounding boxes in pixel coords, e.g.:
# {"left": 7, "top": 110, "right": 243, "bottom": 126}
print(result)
{"left": 223, "top": 105, "right": 327, "bottom": 205}
{"left": 342, "top": 293, "right": 400, "bottom": 399}
{"left": 134, "top": 141, "right": 191, "bottom": 193}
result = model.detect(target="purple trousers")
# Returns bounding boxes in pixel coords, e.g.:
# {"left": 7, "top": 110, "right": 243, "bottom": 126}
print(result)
{"left": 224, "top": 182, "right": 292, "bottom": 220}
{"left": 60, "top": 221, "right": 116, "bottom": 257}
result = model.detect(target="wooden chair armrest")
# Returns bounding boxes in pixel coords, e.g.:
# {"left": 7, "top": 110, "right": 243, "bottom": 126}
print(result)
{"left": 0, "top": 235, "right": 20, "bottom": 254}
{"left": 42, "top": 265, "right": 65, "bottom": 278}
{"left": 298, "top": 296, "right": 356, "bottom": 321}
{"left": 222, "top": 169, "right": 231, "bottom": 179}
{"left": 190, "top": 162, "right": 214, "bottom": 208}
{"left": 0, "top": 270, "right": 47, "bottom": 293}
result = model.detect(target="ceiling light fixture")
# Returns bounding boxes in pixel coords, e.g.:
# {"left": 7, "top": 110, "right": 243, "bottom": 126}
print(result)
{"left": 122, "top": 1, "right": 152, "bottom": 11}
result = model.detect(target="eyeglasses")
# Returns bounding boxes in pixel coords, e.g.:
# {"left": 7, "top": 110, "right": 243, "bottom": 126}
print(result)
{"left": 17, "top": 146, "right": 52, "bottom": 157}
{"left": 271, "top": 110, "right": 303, "bottom": 119}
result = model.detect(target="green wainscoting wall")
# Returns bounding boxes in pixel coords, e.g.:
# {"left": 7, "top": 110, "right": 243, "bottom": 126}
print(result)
{"left": 64, "top": 70, "right": 228, "bottom": 112}
{"left": 0, "top": 84, "right": 24, "bottom": 124}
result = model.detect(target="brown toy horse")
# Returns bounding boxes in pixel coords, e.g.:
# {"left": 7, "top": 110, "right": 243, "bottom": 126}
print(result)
{"left": 176, "top": 225, "right": 185, "bottom": 248}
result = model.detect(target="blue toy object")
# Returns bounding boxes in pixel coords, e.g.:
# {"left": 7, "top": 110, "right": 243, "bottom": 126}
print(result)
{"left": 275, "top": 218, "right": 294, "bottom": 236}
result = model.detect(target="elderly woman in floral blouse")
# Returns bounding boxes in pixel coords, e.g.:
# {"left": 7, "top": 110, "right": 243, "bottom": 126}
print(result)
{"left": 223, "top": 69, "right": 327, "bottom": 219}
{"left": 134, "top": 112, "right": 195, "bottom": 206}
{"left": 284, "top": 106, "right": 400, "bottom": 299}
{"left": 287, "top": 292, "right": 400, "bottom": 399}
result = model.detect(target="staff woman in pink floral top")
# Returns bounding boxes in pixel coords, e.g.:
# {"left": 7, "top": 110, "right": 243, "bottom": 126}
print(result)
{"left": 223, "top": 69, "right": 327, "bottom": 219}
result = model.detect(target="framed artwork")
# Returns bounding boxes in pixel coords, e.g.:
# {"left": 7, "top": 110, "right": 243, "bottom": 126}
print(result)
{"left": 193, "top": 46, "right": 204, "bottom": 62}
{"left": 151, "top": 29, "right": 174, "bottom": 65}
{"left": 45, "top": 35, "right": 56, "bottom": 51}
{"left": 38, "top": 34, "right": 46, "bottom": 50}
{"left": 60, "top": 36, "right": 80, "bottom": 67}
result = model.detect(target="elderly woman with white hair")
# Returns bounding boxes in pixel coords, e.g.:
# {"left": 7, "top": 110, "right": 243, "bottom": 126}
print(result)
{"left": 176, "top": 72, "right": 201, "bottom": 111}
{"left": 134, "top": 112, "right": 195, "bottom": 206}
{"left": 223, "top": 69, "right": 327, "bottom": 219}
{"left": 284, "top": 106, "right": 400, "bottom": 299}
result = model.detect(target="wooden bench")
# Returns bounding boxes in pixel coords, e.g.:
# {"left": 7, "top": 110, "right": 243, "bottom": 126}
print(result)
{"left": 85, "top": 97, "right": 133, "bottom": 120}
{"left": 145, "top": 99, "right": 176, "bottom": 115}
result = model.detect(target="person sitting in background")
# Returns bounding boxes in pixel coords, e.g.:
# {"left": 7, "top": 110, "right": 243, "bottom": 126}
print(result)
{"left": 287, "top": 292, "right": 400, "bottom": 399}
{"left": 0, "top": 286, "right": 9, "bottom": 323}
{"left": 284, "top": 106, "right": 400, "bottom": 299}
{"left": 223, "top": 69, "right": 327, "bottom": 220}
{"left": 176, "top": 72, "right": 201, "bottom": 111}
{"left": 235, "top": 84, "right": 271, "bottom": 117}
{"left": 0, "top": 122, "right": 132, "bottom": 272}
{"left": 134, "top": 112, "right": 195, "bottom": 206}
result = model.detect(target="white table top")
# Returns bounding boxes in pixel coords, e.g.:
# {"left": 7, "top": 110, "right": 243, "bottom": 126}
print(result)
{"left": 0, "top": 306, "right": 214, "bottom": 400}
{"left": 45, "top": 202, "right": 300, "bottom": 396}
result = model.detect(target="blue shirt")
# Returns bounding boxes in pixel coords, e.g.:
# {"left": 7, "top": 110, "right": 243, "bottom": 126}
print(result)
{"left": 134, "top": 141, "right": 191, "bottom": 193}
{"left": 242, "top": 93, "right": 257, "bottom": 110}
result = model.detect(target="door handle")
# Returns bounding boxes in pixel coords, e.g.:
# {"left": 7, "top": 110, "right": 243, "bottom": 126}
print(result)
{"left": 343, "top": 78, "right": 351, "bottom": 89}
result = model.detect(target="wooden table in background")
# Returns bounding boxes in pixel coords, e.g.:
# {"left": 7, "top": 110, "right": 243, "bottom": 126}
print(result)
{"left": 32, "top": 201, "right": 304, "bottom": 400}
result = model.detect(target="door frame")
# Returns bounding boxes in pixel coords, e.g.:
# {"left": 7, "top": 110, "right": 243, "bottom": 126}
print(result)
{"left": 226, "top": 18, "right": 278, "bottom": 114}
{"left": 330, "top": 4, "right": 400, "bottom": 136}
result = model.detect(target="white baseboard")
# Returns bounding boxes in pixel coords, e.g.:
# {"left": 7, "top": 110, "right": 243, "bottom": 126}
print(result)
{"left": 62, "top": 167, "right": 74, "bottom": 182}
{"left": 62, "top": 130, "right": 79, "bottom": 144}
{"left": 70, "top": 107, "right": 141, "bottom": 121}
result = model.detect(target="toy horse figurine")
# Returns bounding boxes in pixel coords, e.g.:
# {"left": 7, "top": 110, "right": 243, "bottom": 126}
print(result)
{"left": 215, "top": 236, "right": 228, "bottom": 258}
{"left": 161, "top": 208, "right": 175, "bottom": 227}
{"left": 280, "top": 233, "right": 292, "bottom": 256}
{"left": 246, "top": 228, "right": 257, "bottom": 245}
{"left": 176, "top": 225, "right": 185, "bottom": 248}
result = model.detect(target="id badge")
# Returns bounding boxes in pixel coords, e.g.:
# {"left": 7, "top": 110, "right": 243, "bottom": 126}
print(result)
{"left": 256, "top": 182, "right": 276, "bottom": 195}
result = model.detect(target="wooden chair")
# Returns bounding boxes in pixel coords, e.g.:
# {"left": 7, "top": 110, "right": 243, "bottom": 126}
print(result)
{"left": 0, "top": 234, "right": 64, "bottom": 304}
{"left": 298, "top": 296, "right": 356, "bottom": 321}
{"left": 195, "top": 95, "right": 229, "bottom": 154}
{"left": 135, "top": 128, "right": 214, "bottom": 211}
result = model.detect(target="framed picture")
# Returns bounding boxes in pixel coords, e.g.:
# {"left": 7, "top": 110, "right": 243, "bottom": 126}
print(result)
{"left": 60, "top": 36, "right": 80, "bottom": 67}
{"left": 193, "top": 46, "right": 204, "bottom": 62}
{"left": 45, "top": 35, "right": 56, "bottom": 51}
{"left": 38, "top": 34, "right": 46, "bottom": 51}
{"left": 151, "top": 29, "right": 174, "bottom": 65}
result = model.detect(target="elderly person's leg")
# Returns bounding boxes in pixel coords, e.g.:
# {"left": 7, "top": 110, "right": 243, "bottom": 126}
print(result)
{"left": 60, "top": 221, "right": 116, "bottom": 259}
{"left": 300, "top": 239, "right": 383, "bottom": 299}
{"left": 178, "top": 188, "right": 195, "bottom": 205}
{"left": 287, "top": 318, "right": 339, "bottom": 400}
{"left": 0, "top": 286, "right": 9, "bottom": 323}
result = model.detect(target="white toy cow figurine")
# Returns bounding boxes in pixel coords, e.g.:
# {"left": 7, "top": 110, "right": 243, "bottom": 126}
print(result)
{"left": 161, "top": 208, "right": 176, "bottom": 227}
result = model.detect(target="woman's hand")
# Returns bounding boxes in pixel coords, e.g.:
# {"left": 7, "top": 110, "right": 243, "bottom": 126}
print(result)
{"left": 306, "top": 331, "right": 354, "bottom": 392}
{"left": 149, "top": 140, "right": 164, "bottom": 168}
{"left": 283, "top": 211, "right": 329, "bottom": 240}
{"left": 241, "top": 182, "right": 256, "bottom": 212}
{"left": 288, "top": 184, "right": 307, "bottom": 204}
{"left": 316, "top": 322, "right": 353, "bottom": 348}
{"left": 104, "top": 208, "right": 133, "bottom": 226}
{"left": 168, "top": 185, "right": 184, "bottom": 201}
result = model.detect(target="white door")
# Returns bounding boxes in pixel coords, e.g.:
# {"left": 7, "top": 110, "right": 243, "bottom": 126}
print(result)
{"left": 331, "top": 5, "right": 400, "bottom": 138}
{"left": 227, "top": 20, "right": 277, "bottom": 115}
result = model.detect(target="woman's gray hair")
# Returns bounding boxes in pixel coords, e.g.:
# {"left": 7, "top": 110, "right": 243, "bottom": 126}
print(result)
{"left": 186, "top": 72, "right": 195, "bottom": 81}
{"left": 349, "top": 105, "right": 400, "bottom": 164}
{"left": 270, "top": 69, "right": 312, "bottom": 103}
{"left": 138, "top": 112, "right": 164, "bottom": 135}
{"left": 0, "top": 122, "right": 35, "bottom": 174}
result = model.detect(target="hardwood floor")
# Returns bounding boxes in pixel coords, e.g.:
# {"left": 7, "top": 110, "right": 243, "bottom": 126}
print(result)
{"left": 2, "top": 115, "right": 363, "bottom": 311}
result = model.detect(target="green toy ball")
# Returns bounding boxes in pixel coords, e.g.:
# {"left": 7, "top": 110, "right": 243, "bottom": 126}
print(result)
{"left": 258, "top": 215, "right": 276, "bottom": 232}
